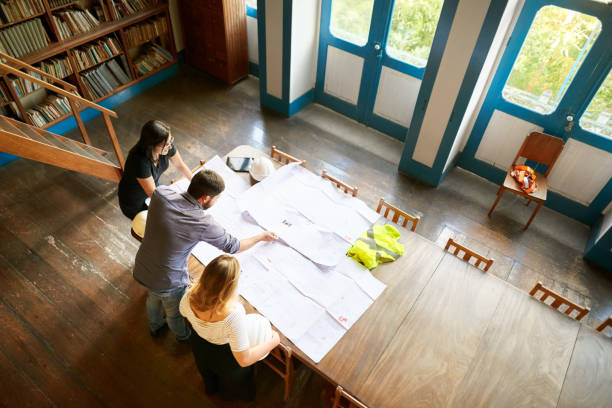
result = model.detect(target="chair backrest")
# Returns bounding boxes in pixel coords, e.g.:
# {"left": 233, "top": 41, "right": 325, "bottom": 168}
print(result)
{"left": 270, "top": 145, "right": 307, "bottom": 167}
{"left": 529, "top": 281, "right": 590, "bottom": 321}
{"left": 322, "top": 170, "right": 358, "bottom": 197}
{"left": 376, "top": 198, "right": 420, "bottom": 232}
{"left": 595, "top": 316, "right": 612, "bottom": 335}
{"left": 262, "top": 343, "right": 294, "bottom": 401}
{"left": 511, "top": 132, "right": 564, "bottom": 176}
{"left": 444, "top": 238, "right": 494, "bottom": 271}
{"left": 332, "top": 386, "right": 369, "bottom": 408}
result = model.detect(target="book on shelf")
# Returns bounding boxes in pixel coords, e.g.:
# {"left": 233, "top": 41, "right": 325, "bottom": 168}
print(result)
{"left": 8, "top": 71, "right": 45, "bottom": 96}
{"left": 92, "top": 0, "right": 110, "bottom": 23}
{"left": 36, "top": 55, "right": 73, "bottom": 79}
{"left": 0, "top": 0, "right": 45, "bottom": 25}
{"left": 53, "top": 7, "right": 100, "bottom": 40}
{"left": 124, "top": 15, "right": 167, "bottom": 47}
{"left": 73, "top": 36, "right": 121, "bottom": 70}
{"left": 48, "top": 0, "right": 73, "bottom": 8}
{"left": 0, "top": 18, "right": 49, "bottom": 57}
{"left": 0, "top": 83, "right": 9, "bottom": 103}
{"left": 80, "top": 58, "right": 131, "bottom": 100}
{"left": 133, "top": 44, "right": 172, "bottom": 77}
{"left": 26, "top": 93, "right": 72, "bottom": 127}
{"left": 108, "top": 0, "right": 157, "bottom": 20}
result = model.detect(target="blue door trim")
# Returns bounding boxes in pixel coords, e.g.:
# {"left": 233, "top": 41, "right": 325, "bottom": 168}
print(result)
{"left": 584, "top": 215, "right": 612, "bottom": 272}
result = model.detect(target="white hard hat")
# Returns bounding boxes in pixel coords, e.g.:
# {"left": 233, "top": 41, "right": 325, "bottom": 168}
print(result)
{"left": 249, "top": 156, "right": 275, "bottom": 181}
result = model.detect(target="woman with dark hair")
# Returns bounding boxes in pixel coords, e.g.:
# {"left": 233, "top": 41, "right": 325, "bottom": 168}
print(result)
{"left": 118, "top": 120, "right": 192, "bottom": 219}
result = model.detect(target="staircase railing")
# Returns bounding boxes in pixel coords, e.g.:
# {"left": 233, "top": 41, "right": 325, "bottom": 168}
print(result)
{"left": 0, "top": 52, "right": 124, "bottom": 169}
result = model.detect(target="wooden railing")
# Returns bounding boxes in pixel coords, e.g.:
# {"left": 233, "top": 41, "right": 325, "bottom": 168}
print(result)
{"left": 0, "top": 52, "right": 124, "bottom": 169}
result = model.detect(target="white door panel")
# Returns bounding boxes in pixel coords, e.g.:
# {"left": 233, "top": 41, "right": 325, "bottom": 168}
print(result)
{"left": 373, "top": 67, "right": 421, "bottom": 127}
{"left": 324, "top": 46, "right": 364, "bottom": 105}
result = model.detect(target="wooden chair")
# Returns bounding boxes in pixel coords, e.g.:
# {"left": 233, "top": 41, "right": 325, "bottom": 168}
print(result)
{"left": 332, "top": 385, "right": 368, "bottom": 408}
{"left": 595, "top": 316, "right": 612, "bottom": 334}
{"left": 488, "top": 132, "right": 564, "bottom": 230}
{"left": 322, "top": 170, "right": 358, "bottom": 197}
{"left": 262, "top": 343, "right": 294, "bottom": 401}
{"left": 529, "top": 282, "right": 590, "bottom": 321}
{"left": 445, "top": 238, "right": 494, "bottom": 271}
{"left": 376, "top": 198, "right": 420, "bottom": 232}
{"left": 270, "top": 145, "right": 306, "bottom": 167}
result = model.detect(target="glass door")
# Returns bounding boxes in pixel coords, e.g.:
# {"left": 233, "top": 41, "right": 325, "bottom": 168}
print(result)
{"left": 315, "top": 0, "right": 444, "bottom": 140}
{"left": 464, "top": 0, "right": 611, "bottom": 160}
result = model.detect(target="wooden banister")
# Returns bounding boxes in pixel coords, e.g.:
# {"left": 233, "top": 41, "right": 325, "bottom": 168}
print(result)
{"left": 529, "top": 282, "right": 590, "bottom": 321}
{"left": 0, "top": 52, "right": 77, "bottom": 91}
{"left": 102, "top": 112, "right": 124, "bottom": 168}
{"left": 0, "top": 59, "right": 118, "bottom": 118}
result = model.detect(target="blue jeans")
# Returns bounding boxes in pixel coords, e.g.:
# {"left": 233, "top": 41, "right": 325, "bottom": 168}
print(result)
{"left": 146, "top": 285, "right": 191, "bottom": 341}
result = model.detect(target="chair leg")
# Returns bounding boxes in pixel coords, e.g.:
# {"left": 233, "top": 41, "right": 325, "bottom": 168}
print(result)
{"left": 488, "top": 188, "right": 505, "bottom": 217}
{"left": 524, "top": 201, "right": 543, "bottom": 230}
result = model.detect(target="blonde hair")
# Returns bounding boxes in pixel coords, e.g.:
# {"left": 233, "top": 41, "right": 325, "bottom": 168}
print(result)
{"left": 190, "top": 254, "right": 240, "bottom": 315}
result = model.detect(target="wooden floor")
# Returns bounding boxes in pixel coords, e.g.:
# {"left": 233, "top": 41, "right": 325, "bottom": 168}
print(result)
{"left": 0, "top": 65, "right": 610, "bottom": 407}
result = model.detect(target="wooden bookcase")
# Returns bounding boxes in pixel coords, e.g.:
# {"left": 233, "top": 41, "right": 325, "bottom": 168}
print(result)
{"left": 0, "top": 0, "right": 177, "bottom": 130}
{"left": 178, "top": 0, "right": 247, "bottom": 85}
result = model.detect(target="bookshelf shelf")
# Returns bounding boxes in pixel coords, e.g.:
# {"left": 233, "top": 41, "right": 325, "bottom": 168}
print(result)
{"left": 1, "top": 1, "right": 176, "bottom": 129}
{"left": 0, "top": 12, "right": 47, "bottom": 30}
{"left": 76, "top": 52, "right": 123, "bottom": 73}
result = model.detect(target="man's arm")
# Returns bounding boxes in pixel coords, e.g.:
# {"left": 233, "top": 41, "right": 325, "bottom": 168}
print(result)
{"left": 236, "top": 231, "right": 278, "bottom": 253}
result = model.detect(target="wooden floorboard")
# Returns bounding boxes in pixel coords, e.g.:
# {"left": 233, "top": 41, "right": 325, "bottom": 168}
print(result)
{"left": 0, "top": 65, "right": 610, "bottom": 407}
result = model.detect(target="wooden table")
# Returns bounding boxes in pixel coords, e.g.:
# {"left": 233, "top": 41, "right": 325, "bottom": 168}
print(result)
{"left": 187, "top": 146, "right": 612, "bottom": 408}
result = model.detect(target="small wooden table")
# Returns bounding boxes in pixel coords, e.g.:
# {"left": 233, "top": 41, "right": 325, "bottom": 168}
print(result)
{"left": 186, "top": 146, "right": 612, "bottom": 408}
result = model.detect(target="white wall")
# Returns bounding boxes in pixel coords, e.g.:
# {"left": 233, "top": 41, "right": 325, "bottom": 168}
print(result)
{"left": 597, "top": 206, "right": 612, "bottom": 243}
{"left": 412, "top": 0, "right": 492, "bottom": 167}
{"left": 289, "top": 0, "right": 320, "bottom": 102}
{"left": 247, "top": 16, "right": 258, "bottom": 64}
{"left": 265, "top": 0, "right": 283, "bottom": 98}
{"left": 443, "top": 0, "right": 523, "bottom": 173}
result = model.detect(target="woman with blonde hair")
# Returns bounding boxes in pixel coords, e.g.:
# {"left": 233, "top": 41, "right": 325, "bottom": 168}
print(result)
{"left": 180, "top": 254, "right": 280, "bottom": 402}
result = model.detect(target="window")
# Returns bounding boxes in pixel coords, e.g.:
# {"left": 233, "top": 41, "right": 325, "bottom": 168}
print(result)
{"left": 246, "top": 0, "right": 257, "bottom": 9}
{"left": 580, "top": 69, "right": 612, "bottom": 138}
{"left": 502, "top": 6, "right": 601, "bottom": 114}
{"left": 329, "top": 0, "right": 375, "bottom": 46}
{"left": 386, "top": 0, "right": 444, "bottom": 67}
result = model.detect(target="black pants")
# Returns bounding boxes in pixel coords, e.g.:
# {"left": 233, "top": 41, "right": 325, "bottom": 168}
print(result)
{"left": 190, "top": 333, "right": 256, "bottom": 402}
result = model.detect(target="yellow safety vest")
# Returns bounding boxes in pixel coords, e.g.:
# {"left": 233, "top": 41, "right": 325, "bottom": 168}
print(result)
{"left": 347, "top": 224, "right": 405, "bottom": 269}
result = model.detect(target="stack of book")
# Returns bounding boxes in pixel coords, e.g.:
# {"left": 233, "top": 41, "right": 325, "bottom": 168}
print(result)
{"left": 73, "top": 36, "right": 122, "bottom": 70}
{"left": 80, "top": 58, "right": 131, "bottom": 100}
{"left": 108, "top": 0, "right": 155, "bottom": 19}
{"left": 0, "top": 84, "right": 9, "bottom": 103}
{"left": 133, "top": 44, "right": 172, "bottom": 77}
{"left": 0, "top": 0, "right": 45, "bottom": 25}
{"left": 91, "top": 0, "right": 110, "bottom": 23}
{"left": 8, "top": 72, "right": 45, "bottom": 96}
{"left": 48, "top": 0, "right": 73, "bottom": 8}
{"left": 36, "top": 55, "right": 73, "bottom": 79}
{"left": 124, "top": 16, "right": 167, "bottom": 47}
{"left": 26, "top": 93, "right": 72, "bottom": 127}
{"left": 0, "top": 18, "right": 50, "bottom": 57}
{"left": 53, "top": 8, "right": 100, "bottom": 40}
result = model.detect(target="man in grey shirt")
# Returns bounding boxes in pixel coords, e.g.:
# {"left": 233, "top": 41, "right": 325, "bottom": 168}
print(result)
{"left": 133, "top": 169, "right": 277, "bottom": 342}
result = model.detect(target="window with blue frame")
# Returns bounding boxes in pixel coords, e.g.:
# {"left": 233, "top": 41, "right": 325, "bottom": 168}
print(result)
{"left": 502, "top": 6, "right": 601, "bottom": 115}
{"left": 329, "top": 0, "right": 375, "bottom": 46}
{"left": 580, "top": 69, "right": 611, "bottom": 139}
{"left": 246, "top": 0, "right": 257, "bottom": 17}
{"left": 386, "top": 0, "right": 444, "bottom": 68}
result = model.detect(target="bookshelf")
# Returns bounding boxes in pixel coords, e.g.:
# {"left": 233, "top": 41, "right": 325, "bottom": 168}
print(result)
{"left": 0, "top": 0, "right": 177, "bottom": 130}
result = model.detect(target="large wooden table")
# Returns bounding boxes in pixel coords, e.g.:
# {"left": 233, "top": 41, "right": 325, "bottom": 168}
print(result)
{"left": 187, "top": 146, "right": 612, "bottom": 408}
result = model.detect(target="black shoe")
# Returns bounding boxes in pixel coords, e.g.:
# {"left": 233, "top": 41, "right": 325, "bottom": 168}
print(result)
{"left": 150, "top": 322, "right": 167, "bottom": 338}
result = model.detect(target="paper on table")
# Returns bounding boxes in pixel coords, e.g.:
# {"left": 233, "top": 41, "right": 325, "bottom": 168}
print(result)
{"left": 332, "top": 256, "right": 386, "bottom": 300}
{"left": 253, "top": 242, "right": 353, "bottom": 309}
{"left": 208, "top": 194, "right": 264, "bottom": 239}
{"left": 326, "top": 280, "right": 373, "bottom": 330}
{"left": 293, "top": 313, "right": 346, "bottom": 364}
{"left": 245, "top": 198, "right": 351, "bottom": 267}
{"left": 191, "top": 241, "right": 224, "bottom": 266}
{"left": 238, "top": 254, "right": 326, "bottom": 340}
